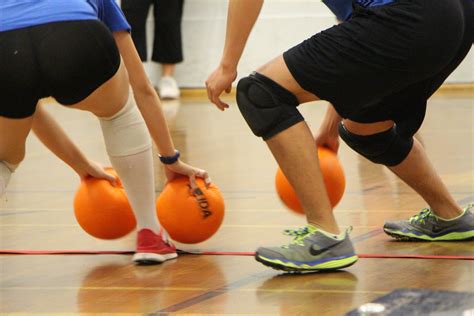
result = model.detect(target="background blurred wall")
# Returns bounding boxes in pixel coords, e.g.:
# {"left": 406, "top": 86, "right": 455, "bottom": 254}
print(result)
{"left": 120, "top": 0, "right": 473, "bottom": 87}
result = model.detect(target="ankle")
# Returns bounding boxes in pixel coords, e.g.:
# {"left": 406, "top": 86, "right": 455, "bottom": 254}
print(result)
{"left": 307, "top": 223, "right": 346, "bottom": 241}
{"left": 431, "top": 206, "right": 463, "bottom": 220}
{"left": 434, "top": 208, "right": 465, "bottom": 221}
{"left": 307, "top": 221, "right": 340, "bottom": 235}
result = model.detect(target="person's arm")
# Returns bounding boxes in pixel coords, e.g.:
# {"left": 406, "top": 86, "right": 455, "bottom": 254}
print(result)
{"left": 206, "top": 0, "right": 264, "bottom": 110}
{"left": 112, "top": 31, "right": 210, "bottom": 187}
{"left": 113, "top": 31, "right": 176, "bottom": 157}
{"left": 32, "top": 103, "right": 116, "bottom": 183}
{"left": 96, "top": 2, "right": 175, "bottom": 156}
{"left": 221, "top": 0, "right": 264, "bottom": 72}
{"left": 314, "top": 104, "right": 342, "bottom": 153}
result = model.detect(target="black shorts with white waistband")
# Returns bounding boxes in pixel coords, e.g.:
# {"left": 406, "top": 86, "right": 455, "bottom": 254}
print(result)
{"left": 0, "top": 20, "right": 120, "bottom": 119}
{"left": 283, "top": 0, "right": 473, "bottom": 137}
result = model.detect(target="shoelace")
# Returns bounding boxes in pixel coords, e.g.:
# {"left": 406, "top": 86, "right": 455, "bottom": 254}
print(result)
{"left": 281, "top": 226, "right": 352, "bottom": 249}
{"left": 283, "top": 227, "right": 309, "bottom": 237}
{"left": 409, "top": 208, "right": 435, "bottom": 225}
{"left": 281, "top": 226, "right": 315, "bottom": 248}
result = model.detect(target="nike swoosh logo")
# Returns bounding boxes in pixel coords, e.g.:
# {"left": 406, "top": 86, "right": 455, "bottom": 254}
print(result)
{"left": 431, "top": 225, "right": 445, "bottom": 234}
{"left": 309, "top": 239, "right": 345, "bottom": 256}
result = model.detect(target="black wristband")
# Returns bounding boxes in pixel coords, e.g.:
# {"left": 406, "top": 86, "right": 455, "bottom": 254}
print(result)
{"left": 159, "top": 150, "right": 180, "bottom": 165}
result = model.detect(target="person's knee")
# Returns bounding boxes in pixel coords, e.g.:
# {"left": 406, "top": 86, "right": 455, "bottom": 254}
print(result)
{"left": 339, "top": 122, "right": 413, "bottom": 166}
{"left": 0, "top": 145, "right": 26, "bottom": 166}
{"left": 99, "top": 93, "right": 151, "bottom": 157}
{"left": 236, "top": 72, "right": 303, "bottom": 140}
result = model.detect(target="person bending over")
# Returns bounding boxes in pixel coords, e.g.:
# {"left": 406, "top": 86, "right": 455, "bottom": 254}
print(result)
{"left": 205, "top": 0, "right": 473, "bottom": 273}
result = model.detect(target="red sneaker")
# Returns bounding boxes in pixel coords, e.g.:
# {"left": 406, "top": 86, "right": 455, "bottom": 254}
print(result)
{"left": 133, "top": 228, "right": 178, "bottom": 264}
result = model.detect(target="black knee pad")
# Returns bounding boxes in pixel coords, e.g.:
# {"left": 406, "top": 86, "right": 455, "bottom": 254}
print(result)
{"left": 339, "top": 122, "right": 414, "bottom": 166}
{"left": 236, "top": 72, "right": 303, "bottom": 140}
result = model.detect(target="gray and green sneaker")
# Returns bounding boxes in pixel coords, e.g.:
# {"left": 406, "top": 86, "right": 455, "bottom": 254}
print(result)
{"left": 383, "top": 204, "right": 474, "bottom": 241}
{"left": 255, "top": 225, "right": 358, "bottom": 273}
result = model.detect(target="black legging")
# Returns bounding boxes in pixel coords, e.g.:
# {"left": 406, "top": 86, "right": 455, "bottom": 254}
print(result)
{"left": 121, "top": 0, "right": 184, "bottom": 64}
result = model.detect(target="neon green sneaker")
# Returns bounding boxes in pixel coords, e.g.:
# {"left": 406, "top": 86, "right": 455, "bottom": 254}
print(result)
{"left": 255, "top": 225, "right": 358, "bottom": 273}
{"left": 383, "top": 205, "right": 474, "bottom": 241}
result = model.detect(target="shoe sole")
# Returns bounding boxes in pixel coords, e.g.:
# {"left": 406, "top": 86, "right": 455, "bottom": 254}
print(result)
{"left": 132, "top": 252, "right": 178, "bottom": 265}
{"left": 383, "top": 228, "right": 474, "bottom": 241}
{"left": 255, "top": 254, "right": 358, "bottom": 273}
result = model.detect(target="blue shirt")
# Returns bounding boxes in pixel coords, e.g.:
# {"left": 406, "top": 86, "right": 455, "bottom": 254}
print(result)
{"left": 323, "top": 0, "right": 395, "bottom": 21}
{"left": 87, "top": 0, "right": 131, "bottom": 33}
{"left": 0, "top": 0, "right": 130, "bottom": 33}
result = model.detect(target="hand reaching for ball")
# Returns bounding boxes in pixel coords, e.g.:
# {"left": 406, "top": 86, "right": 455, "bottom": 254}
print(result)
{"left": 164, "top": 160, "right": 211, "bottom": 190}
{"left": 76, "top": 160, "right": 117, "bottom": 186}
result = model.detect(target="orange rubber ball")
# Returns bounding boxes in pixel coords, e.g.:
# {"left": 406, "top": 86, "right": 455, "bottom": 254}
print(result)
{"left": 275, "top": 147, "right": 346, "bottom": 214}
{"left": 74, "top": 168, "right": 136, "bottom": 239}
{"left": 156, "top": 177, "right": 225, "bottom": 244}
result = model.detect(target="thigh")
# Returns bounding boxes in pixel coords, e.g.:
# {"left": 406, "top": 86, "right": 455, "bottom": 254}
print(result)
{"left": 33, "top": 20, "right": 122, "bottom": 109}
{"left": 361, "top": 31, "right": 473, "bottom": 139}
{"left": 343, "top": 120, "right": 394, "bottom": 136}
{"left": 0, "top": 116, "right": 34, "bottom": 163}
{"left": 422, "top": 34, "right": 473, "bottom": 99}
{"left": 379, "top": 0, "right": 472, "bottom": 136}
{"left": 69, "top": 61, "right": 129, "bottom": 118}
{"left": 343, "top": 77, "right": 428, "bottom": 139}
{"left": 0, "top": 27, "right": 46, "bottom": 119}
{"left": 256, "top": 55, "right": 320, "bottom": 104}
{"left": 283, "top": 0, "right": 466, "bottom": 119}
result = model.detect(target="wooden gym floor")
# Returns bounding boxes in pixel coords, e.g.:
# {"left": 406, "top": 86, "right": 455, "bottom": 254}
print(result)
{"left": 1, "top": 89, "right": 473, "bottom": 315}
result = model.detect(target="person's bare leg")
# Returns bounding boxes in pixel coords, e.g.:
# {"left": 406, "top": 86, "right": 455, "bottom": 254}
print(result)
{"left": 161, "top": 64, "right": 175, "bottom": 77}
{"left": 0, "top": 116, "right": 34, "bottom": 165}
{"left": 71, "top": 61, "right": 129, "bottom": 117}
{"left": 342, "top": 120, "right": 394, "bottom": 136}
{"left": 0, "top": 116, "right": 34, "bottom": 197}
{"left": 267, "top": 122, "right": 339, "bottom": 233}
{"left": 389, "top": 139, "right": 462, "bottom": 218}
{"left": 257, "top": 55, "right": 339, "bottom": 234}
{"left": 343, "top": 119, "right": 462, "bottom": 219}
{"left": 71, "top": 62, "right": 162, "bottom": 234}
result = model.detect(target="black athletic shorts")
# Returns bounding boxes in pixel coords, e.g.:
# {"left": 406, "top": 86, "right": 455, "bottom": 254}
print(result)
{"left": 0, "top": 20, "right": 120, "bottom": 119}
{"left": 284, "top": 0, "right": 473, "bottom": 137}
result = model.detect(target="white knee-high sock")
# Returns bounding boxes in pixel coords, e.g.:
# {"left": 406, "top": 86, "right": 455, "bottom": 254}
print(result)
{"left": 109, "top": 148, "right": 161, "bottom": 232}
{"left": 99, "top": 93, "right": 161, "bottom": 233}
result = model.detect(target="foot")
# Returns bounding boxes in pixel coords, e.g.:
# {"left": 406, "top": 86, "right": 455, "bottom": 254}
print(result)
{"left": 383, "top": 205, "right": 474, "bottom": 241}
{"left": 159, "top": 76, "right": 180, "bottom": 100}
{"left": 255, "top": 225, "right": 358, "bottom": 273}
{"left": 133, "top": 228, "right": 178, "bottom": 265}
{"left": 0, "top": 161, "right": 13, "bottom": 198}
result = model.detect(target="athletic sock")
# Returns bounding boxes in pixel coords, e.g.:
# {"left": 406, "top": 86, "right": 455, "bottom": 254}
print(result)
{"left": 109, "top": 148, "right": 161, "bottom": 233}
{"left": 308, "top": 224, "right": 346, "bottom": 241}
